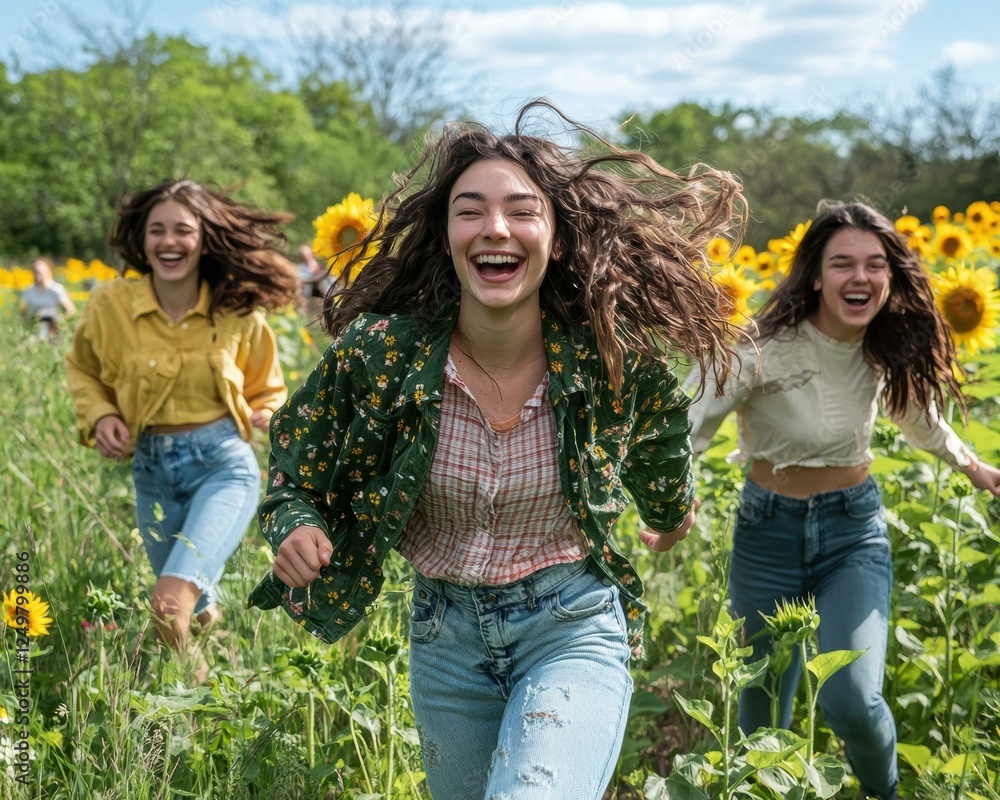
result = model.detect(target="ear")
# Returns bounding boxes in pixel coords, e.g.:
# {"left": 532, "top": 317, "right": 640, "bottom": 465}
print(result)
{"left": 813, "top": 278, "right": 822, "bottom": 292}
{"left": 551, "top": 239, "right": 564, "bottom": 261}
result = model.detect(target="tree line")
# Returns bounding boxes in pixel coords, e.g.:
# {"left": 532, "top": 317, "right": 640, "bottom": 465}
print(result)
{"left": 1, "top": 29, "right": 997, "bottom": 263}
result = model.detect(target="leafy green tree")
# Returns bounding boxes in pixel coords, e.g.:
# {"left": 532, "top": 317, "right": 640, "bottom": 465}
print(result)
{"left": 0, "top": 34, "right": 409, "bottom": 260}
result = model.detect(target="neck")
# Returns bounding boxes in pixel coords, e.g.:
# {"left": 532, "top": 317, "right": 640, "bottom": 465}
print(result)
{"left": 153, "top": 276, "right": 201, "bottom": 321}
{"left": 454, "top": 303, "right": 545, "bottom": 372}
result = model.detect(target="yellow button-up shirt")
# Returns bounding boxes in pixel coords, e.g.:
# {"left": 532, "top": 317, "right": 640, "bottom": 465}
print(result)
{"left": 66, "top": 276, "right": 287, "bottom": 454}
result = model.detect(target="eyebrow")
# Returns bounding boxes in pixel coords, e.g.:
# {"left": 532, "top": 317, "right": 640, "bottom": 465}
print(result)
{"left": 452, "top": 191, "right": 542, "bottom": 204}
{"left": 827, "top": 253, "right": 887, "bottom": 261}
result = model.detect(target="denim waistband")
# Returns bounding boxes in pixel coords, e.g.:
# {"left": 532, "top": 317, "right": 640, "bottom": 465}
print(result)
{"left": 418, "top": 558, "right": 590, "bottom": 612}
{"left": 742, "top": 475, "right": 880, "bottom": 516}
{"left": 138, "top": 416, "right": 238, "bottom": 448}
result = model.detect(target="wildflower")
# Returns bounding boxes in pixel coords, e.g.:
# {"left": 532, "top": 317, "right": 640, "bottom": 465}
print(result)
{"left": 311, "top": 193, "right": 378, "bottom": 284}
{"left": 933, "top": 262, "right": 1000, "bottom": 356}
{"left": 711, "top": 262, "right": 759, "bottom": 324}
{"left": 768, "top": 220, "right": 811, "bottom": 275}
{"left": 3, "top": 589, "right": 53, "bottom": 637}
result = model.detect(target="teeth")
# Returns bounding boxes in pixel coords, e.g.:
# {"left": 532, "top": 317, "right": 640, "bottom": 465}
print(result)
{"left": 476, "top": 254, "right": 519, "bottom": 265}
{"left": 844, "top": 293, "right": 869, "bottom": 301}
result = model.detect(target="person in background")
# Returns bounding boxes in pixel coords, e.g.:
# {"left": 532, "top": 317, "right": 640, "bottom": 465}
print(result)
{"left": 295, "top": 242, "right": 331, "bottom": 313}
{"left": 67, "top": 179, "right": 299, "bottom": 659}
{"left": 248, "top": 99, "right": 745, "bottom": 799}
{"left": 21, "top": 257, "right": 75, "bottom": 338}
{"left": 686, "top": 201, "right": 1000, "bottom": 800}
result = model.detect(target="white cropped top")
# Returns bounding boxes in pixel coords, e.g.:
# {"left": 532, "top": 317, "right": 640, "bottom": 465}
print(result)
{"left": 687, "top": 320, "right": 974, "bottom": 472}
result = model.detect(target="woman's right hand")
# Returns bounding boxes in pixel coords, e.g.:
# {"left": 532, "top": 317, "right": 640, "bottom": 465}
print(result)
{"left": 94, "top": 414, "right": 130, "bottom": 459}
{"left": 273, "top": 525, "right": 332, "bottom": 588}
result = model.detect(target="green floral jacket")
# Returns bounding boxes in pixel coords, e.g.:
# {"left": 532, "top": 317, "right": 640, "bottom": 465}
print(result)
{"left": 247, "top": 305, "right": 695, "bottom": 652}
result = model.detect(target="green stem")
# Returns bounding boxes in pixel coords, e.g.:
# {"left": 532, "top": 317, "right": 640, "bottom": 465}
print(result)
{"left": 386, "top": 664, "right": 395, "bottom": 798}
{"left": 801, "top": 639, "right": 816, "bottom": 771}
{"left": 349, "top": 713, "right": 373, "bottom": 793}
{"left": 306, "top": 692, "right": 316, "bottom": 770}
{"left": 721, "top": 668, "right": 732, "bottom": 798}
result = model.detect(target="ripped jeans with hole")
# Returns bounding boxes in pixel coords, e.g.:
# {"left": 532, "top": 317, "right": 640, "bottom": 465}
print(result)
{"left": 408, "top": 558, "right": 634, "bottom": 800}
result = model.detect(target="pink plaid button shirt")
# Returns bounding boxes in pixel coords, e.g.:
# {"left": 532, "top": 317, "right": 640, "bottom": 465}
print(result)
{"left": 399, "top": 356, "right": 587, "bottom": 585}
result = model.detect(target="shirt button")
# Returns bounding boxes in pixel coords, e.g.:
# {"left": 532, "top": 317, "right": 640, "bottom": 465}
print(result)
{"left": 148, "top": 359, "right": 156, "bottom": 368}
{"left": 181, "top": 322, "right": 189, "bottom": 330}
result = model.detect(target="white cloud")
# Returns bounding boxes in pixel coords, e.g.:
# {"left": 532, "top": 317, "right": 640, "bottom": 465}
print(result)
{"left": 198, "top": 0, "right": 924, "bottom": 121}
{"left": 940, "top": 40, "right": 1000, "bottom": 67}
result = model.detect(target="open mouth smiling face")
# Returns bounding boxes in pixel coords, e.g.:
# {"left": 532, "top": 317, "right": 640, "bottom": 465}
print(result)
{"left": 812, "top": 227, "right": 892, "bottom": 342}
{"left": 447, "top": 158, "right": 558, "bottom": 315}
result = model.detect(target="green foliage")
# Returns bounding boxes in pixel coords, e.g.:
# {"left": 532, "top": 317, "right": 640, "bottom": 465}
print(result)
{"left": 1, "top": 291, "right": 999, "bottom": 797}
{"left": 0, "top": 36, "right": 412, "bottom": 261}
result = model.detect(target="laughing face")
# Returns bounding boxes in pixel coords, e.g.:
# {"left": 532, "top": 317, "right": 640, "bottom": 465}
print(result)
{"left": 811, "top": 227, "right": 892, "bottom": 342}
{"left": 143, "top": 199, "right": 204, "bottom": 294}
{"left": 446, "top": 158, "right": 558, "bottom": 318}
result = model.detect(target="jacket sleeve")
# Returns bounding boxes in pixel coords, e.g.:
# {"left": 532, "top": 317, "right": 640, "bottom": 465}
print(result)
{"left": 620, "top": 355, "right": 695, "bottom": 534}
{"left": 65, "top": 294, "right": 122, "bottom": 446}
{"left": 240, "top": 314, "right": 288, "bottom": 414}
{"left": 257, "top": 335, "right": 356, "bottom": 552}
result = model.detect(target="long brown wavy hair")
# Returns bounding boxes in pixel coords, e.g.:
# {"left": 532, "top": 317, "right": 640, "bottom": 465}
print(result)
{"left": 324, "top": 99, "right": 745, "bottom": 391}
{"left": 754, "top": 200, "right": 964, "bottom": 418}
{"left": 109, "top": 179, "right": 300, "bottom": 317}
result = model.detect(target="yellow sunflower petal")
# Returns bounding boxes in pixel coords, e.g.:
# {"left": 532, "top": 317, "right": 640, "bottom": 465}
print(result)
{"left": 933, "top": 262, "right": 1000, "bottom": 356}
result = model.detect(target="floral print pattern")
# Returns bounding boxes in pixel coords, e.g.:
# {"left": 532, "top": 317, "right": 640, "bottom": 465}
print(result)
{"left": 248, "top": 304, "right": 694, "bottom": 655}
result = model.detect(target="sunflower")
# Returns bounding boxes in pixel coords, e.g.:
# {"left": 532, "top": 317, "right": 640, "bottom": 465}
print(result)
{"left": 706, "top": 237, "right": 732, "bottom": 264}
{"left": 933, "top": 262, "right": 1000, "bottom": 356}
{"left": 755, "top": 251, "right": 779, "bottom": 279}
{"left": 965, "top": 201, "right": 997, "bottom": 234}
{"left": 768, "top": 220, "right": 811, "bottom": 275}
{"left": 3, "top": 589, "right": 54, "bottom": 637}
{"left": 932, "top": 205, "right": 951, "bottom": 224}
{"left": 311, "top": 193, "right": 378, "bottom": 282}
{"left": 733, "top": 244, "right": 757, "bottom": 269}
{"left": 894, "top": 215, "right": 922, "bottom": 237}
{"left": 932, "top": 222, "right": 974, "bottom": 261}
{"left": 712, "top": 262, "right": 759, "bottom": 324}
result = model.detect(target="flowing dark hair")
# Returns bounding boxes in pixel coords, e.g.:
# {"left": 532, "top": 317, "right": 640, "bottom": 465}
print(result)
{"left": 109, "top": 179, "right": 300, "bottom": 316}
{"left": 324, "top": 99, "right": 746, "bottom": 391}
{"left": 755, "top": 200, "right": 963, "bottom": 417}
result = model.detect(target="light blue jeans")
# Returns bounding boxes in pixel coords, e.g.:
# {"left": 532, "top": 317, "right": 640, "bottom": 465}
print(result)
{"left": 408, "top": 559, "right": 634, "bottom": 800}
{"left": 132, "top": 417, "right": 260, "bottom": 614}
{"left": 729, "top": 476, "right": 897, "bottom": 798}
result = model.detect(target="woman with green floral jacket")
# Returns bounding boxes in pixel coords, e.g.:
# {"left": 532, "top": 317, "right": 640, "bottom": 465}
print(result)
{"left": 249, "top": 99, "right": 744, "bottom": 800}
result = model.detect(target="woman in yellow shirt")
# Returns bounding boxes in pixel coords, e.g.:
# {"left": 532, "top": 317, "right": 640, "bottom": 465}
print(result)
{"left": 67, "top": 179, "right": 299, "bottom": 655}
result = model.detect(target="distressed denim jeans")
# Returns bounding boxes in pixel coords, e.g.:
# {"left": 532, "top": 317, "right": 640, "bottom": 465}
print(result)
{"left": 408, "top": 559, "right": 634, "bottom": 800}
{"left": 133, "top": 417, "right": 260, "bottom": 614}
{"left": 729, "top": 476, "right": 897, "bottom": 798}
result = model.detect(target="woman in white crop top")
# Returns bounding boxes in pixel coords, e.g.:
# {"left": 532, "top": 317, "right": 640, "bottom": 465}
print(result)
{"left": 687, "top": 202, "right": 1000, "bottom": 800}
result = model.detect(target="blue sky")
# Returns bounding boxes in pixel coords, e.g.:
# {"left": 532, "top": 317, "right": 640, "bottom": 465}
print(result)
{"left": 3, "top": 0, "right": 999, "bottom": 128}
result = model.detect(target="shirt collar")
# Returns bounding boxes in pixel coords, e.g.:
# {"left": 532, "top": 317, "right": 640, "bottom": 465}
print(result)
{"left": 131, "top": 275, "right": 211, "bottom": 321}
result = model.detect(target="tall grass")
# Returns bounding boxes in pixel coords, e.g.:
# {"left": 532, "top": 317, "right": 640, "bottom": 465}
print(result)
{"left": 1, "top": 309, "right": 999, "bottom": 798}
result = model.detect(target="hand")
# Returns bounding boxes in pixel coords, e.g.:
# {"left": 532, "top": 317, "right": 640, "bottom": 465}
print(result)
{"left": 250, "top": 409, "right": 273, "bottom": 431}
{"left": 94, "top": 415, "right": 130, "bottom": 459}
{"left": 273, "top": 525, "right": 332, "bottom": 587}
{"left": 639, "top": 500, "right": 700, "bottom": 552}
{"left": 965, "top": 459, "right": 1000, "bottom": 498}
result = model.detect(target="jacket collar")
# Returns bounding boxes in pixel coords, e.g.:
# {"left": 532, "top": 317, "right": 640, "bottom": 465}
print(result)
{"left": 394, "top": 302, "right": 598, "bottom": 407}
{"left": 131, "top": 275, "right": 211, "bottom": 321}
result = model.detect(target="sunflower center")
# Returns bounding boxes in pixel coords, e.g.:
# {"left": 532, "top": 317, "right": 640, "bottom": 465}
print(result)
{"left": 337, "top": 225, "right": 361, "bottom": 247}
{"left": 941, "top": 236, "right": 961, "bottom": 258}
{"left": 944, "top": 288, "right": 985, "bottom": 333}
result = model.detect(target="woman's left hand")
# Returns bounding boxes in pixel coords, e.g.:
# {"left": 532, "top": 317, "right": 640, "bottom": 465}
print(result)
{"left": 639, "top": 500, "right": 700, "bottom": 552}
{"left": 965, "top": 459, "right": 1000, "bottom": 498}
